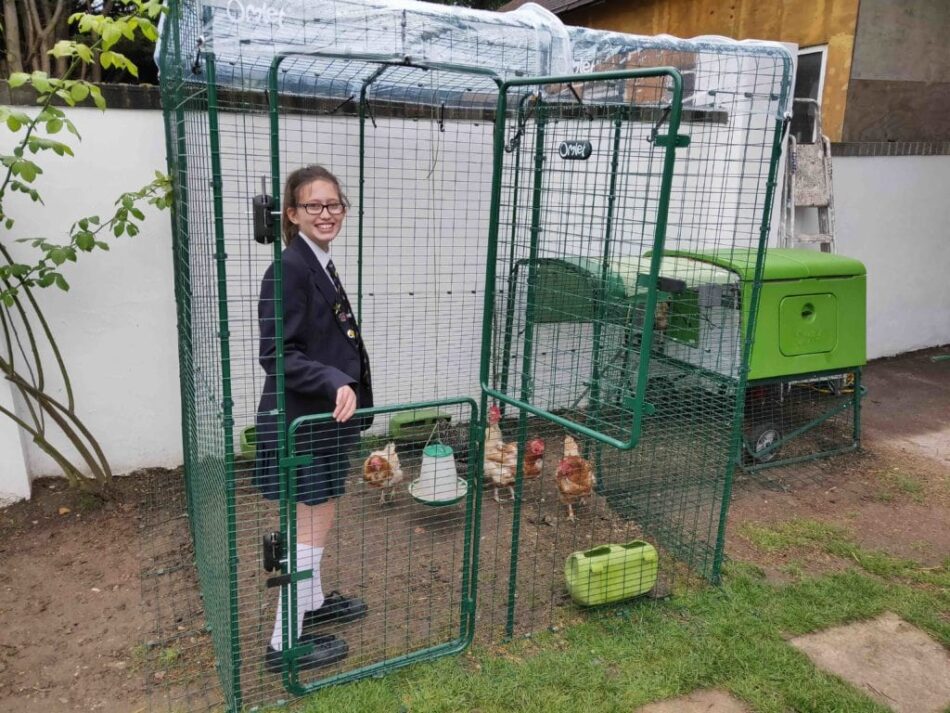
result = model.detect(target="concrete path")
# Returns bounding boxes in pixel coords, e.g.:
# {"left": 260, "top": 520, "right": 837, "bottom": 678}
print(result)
{"left": 791, "top": 612, "right": 950, "bottom": 713}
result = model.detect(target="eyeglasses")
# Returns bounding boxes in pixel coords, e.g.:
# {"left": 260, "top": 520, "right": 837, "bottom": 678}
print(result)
{"left": 297, "top": 201, "right": 346, "bottom": 216}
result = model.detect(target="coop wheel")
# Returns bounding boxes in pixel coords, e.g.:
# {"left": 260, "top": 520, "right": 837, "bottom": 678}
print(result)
{"left": 744, "top": 423, "right": 781, "bottom": 463}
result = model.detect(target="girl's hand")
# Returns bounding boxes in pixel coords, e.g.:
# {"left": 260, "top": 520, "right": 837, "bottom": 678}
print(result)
{"left": 334, "top": 385, "right": 357, "bottom": 422}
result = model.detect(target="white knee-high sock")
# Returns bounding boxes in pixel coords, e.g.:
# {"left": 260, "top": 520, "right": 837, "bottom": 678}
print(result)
{"left": 297, "top": 545, "right": 325, "bottom": 612}
{"left": 270, "top": 545, "right": 325, "bottom": 650}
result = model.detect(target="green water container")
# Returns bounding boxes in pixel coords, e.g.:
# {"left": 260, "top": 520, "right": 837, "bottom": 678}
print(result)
{"left": 388, "top": 408, "right": 452, "bottom": 441}
{"left": 238, "top": 425, "right": 256, "bottom": 460}
{"left": 564, "top": 540, "right": 658, "bottom": 606}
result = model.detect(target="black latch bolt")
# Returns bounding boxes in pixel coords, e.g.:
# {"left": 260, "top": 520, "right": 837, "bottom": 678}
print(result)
{"left": 262, "top": 530, "right": 284, "bottom": 572}
{"left": 253, "top": 176, "right": 277, "bottom": 244}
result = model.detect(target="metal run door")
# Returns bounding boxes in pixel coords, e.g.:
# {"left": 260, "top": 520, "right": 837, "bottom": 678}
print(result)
{"left": 477, "top": 69, "right": 689, "bottom": 638}
{"left": 261, "top": 53, "right": 503, "bottom": 699}
{"left": 482, "top": 68, "right": 689, "bottom": 449}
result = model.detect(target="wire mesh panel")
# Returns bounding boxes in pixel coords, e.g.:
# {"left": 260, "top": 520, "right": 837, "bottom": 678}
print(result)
{"left": 141, "top": 469, "right": 224, "bottom": 712}
{"left": 741, "top": 369, "right": 863, "bottom": 472}
{"left": 259, "top": 58, "right": 501, "bottom": 700}
{"left": 160, "top": 26, "right": 244, "bottom": 709}
{"left": 486, "top": 69, "right": 689, "bottom": 447}
{"left": 478, "top": 54, "right": 791, "bottom": 638}
{"left": 244, "top": 401, "right": 480, "bottom": 701}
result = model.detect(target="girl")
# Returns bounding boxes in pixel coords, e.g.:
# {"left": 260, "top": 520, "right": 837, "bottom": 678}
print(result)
{"left": 255, "top": 164, "right": 373, "bottom": 672}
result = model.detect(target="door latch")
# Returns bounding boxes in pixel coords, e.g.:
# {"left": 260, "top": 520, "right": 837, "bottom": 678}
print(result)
{"left": 262, "top": 530, "right": 284, "bottom": 572}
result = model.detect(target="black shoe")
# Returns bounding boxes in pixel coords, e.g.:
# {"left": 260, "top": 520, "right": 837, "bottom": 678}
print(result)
{"left": 265, "top": 634, "right": 348, "bottom": 673}
{"left": 302, "top": 591, "right": 368, "bottom": 630}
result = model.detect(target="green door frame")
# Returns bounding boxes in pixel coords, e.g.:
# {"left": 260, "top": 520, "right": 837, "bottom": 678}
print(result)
{"left": 264, "top": 52, "right": 501, "bottom": 697}
{"left": 480, "top": 67, "right": 690, "bottom": 451}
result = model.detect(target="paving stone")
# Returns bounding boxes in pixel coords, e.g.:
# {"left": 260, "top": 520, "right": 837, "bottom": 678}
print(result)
{"left": 791, "top": 611, "right": 950, "bottom": 713}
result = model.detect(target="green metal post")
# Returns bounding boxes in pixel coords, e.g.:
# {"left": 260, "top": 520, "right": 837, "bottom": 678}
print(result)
{"left": 852, "top": 368, "right": 862, "bottom": 448}
{"left": 588, "top": 111, "right": 625, "bottom": 461}
{"left": 357, "top": 91, "right": 366, "bottom": 322}
{"left": 712, "top": 56, "right": 793, "bottom": 581}
{"left": 504, "top": 100, "right": 547, "bottom": 638}
{"left": 458, "top": 398, "right": 481, "bottom": 641}
{"left": 628, "top": 71, "right": 686, "bottom": 441}
{"left": 497, "top": 94, "right": 531, "bottom": 403}
{"left": 265, "top": 54, "right": 311, "bottom": 688}
{"left": 160, "top": 2, "right": 197, "bottom": 535}
{"left": 205, "top": 54, "right": 243, "bottom": 711}
{"left": 357, "top": 65, "right": 388, "bottom": 321}
{"left": 265, "top": 57, "right": 292, "bottom": 671}
{"left": 475, "top": 83, "right": 512, "bottom": 632}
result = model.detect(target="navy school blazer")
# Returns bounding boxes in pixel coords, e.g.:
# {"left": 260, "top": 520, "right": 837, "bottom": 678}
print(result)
{"left": 256, "top": 235, "right": 373, "bottom": 451}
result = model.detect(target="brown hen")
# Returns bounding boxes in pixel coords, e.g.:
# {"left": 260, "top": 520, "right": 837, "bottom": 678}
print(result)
{"left": 555, "top": 434, "right": 595, "bottom": 521}
{"left": 484, "top": 404, "right": 517, "bottom": 501}
{"left": 362, "top": 441, "right": 403, "bottom": 505}
{"left": 522, "top": 438, "right": 545, "bottom": 481}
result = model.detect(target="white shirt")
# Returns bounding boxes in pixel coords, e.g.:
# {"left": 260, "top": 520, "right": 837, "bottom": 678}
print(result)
{"left": 298, "top": 232, "right": 336, "bottom": 289}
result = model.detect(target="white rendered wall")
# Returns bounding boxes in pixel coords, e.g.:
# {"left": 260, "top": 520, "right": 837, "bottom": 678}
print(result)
{"left": 1, "top": 104, "right": 947, "bottom": 503}
{"left": 0, "top": 379, "right": 31, "bottom": 503}
{"left": 0, "top": 108, "right": 183, "bottom": 489}
{"left": 831, "top": 155, "right": 950, "bottom": 359}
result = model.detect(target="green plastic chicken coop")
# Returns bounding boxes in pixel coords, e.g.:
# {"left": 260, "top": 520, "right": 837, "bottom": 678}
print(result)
{"left": 697, "top": 248, "right": 867, "bottom": 469}
{"left": 501, "top": 247, "right": 866, "bottom": 475}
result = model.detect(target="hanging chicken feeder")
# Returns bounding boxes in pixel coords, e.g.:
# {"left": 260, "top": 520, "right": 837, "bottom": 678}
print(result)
{"left": 409, "top": 443, "right": 467, "bottom": 506}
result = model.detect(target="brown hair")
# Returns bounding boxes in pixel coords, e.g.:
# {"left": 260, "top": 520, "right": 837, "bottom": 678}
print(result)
{"left": 281, "top": 164, "right": 350, "bottom": 245}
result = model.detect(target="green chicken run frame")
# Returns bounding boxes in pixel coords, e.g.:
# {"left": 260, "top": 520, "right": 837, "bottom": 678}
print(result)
{"left": 158, "top": 0, "right": 796, "bottom": 709}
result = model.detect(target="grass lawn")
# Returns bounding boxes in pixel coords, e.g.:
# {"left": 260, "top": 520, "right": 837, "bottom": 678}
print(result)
{"left": 285, "top": 524, "right": 950, "bottom": 713}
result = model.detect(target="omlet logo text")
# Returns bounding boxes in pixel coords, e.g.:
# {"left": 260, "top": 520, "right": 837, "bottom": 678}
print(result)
{"left": 226, "top": 0, "right": 286, "bottom": 27}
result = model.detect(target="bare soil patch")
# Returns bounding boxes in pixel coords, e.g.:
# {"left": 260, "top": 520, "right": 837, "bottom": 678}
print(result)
{"left": 0, "top": 474, "right": 157, "bottom": 713}
{"left": 635, "top": 688, "right": 750, "bottom": 713}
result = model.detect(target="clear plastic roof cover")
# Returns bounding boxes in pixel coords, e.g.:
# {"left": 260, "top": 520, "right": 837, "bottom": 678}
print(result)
{"left": 158, "top": 0, "right": 792, "bottom": 117}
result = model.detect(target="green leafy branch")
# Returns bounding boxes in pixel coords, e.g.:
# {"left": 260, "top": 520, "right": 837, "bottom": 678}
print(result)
{"left": 0, "top": 1, "right": 165, "bottom": 216}
{"left": 0, "top": 173, "right": 172, "bottom": 307}
{"left": 1, "top": 0, "right": 170, "bottom": 305}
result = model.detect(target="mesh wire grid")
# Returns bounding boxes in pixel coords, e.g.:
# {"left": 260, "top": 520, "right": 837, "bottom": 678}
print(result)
{"left": 740, "top": 369, "right": 862, "bottom": 475}
{"left": 154, "top": 13, "right": 793, "bottom": 711}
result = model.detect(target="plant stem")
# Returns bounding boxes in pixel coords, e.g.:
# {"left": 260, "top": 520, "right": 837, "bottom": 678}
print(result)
{"left": 7, "top": 370, "right": 111, "bottom": 484}
{"left": 0, "top": 400, "right": 94, "bottom": 491}
{"left": 0, "top": 243, "right": 74, "bottom": 408}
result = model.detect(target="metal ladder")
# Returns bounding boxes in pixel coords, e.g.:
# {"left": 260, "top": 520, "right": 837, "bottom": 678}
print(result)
{"left": 779, "top": 98, "right": 836, "bottom": 252}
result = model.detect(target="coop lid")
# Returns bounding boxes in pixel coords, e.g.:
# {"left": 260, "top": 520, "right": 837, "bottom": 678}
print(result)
{"left": 660, "top": 248, "right": 866, "bottom": 281}
{"left": 612, "top": 255, "right": 737, "bottom": 295}
{"left": 546, "top": 255, "right": 737, "bottom": 300}
{"left": 546, "top": 257, "right": 628, "bottom": 300}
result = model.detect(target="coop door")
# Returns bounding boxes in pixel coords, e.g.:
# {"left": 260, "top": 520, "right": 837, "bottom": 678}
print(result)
{"left": 260, "top": 54, "right": 497, "bottom": 698}
{"left": 483, "top": 69, "right": 689, "bottom": 449}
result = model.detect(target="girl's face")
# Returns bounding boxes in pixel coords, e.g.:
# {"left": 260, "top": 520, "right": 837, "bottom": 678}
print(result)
{"left": 287, "top": 178, "right": 346, "bottom": 249}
